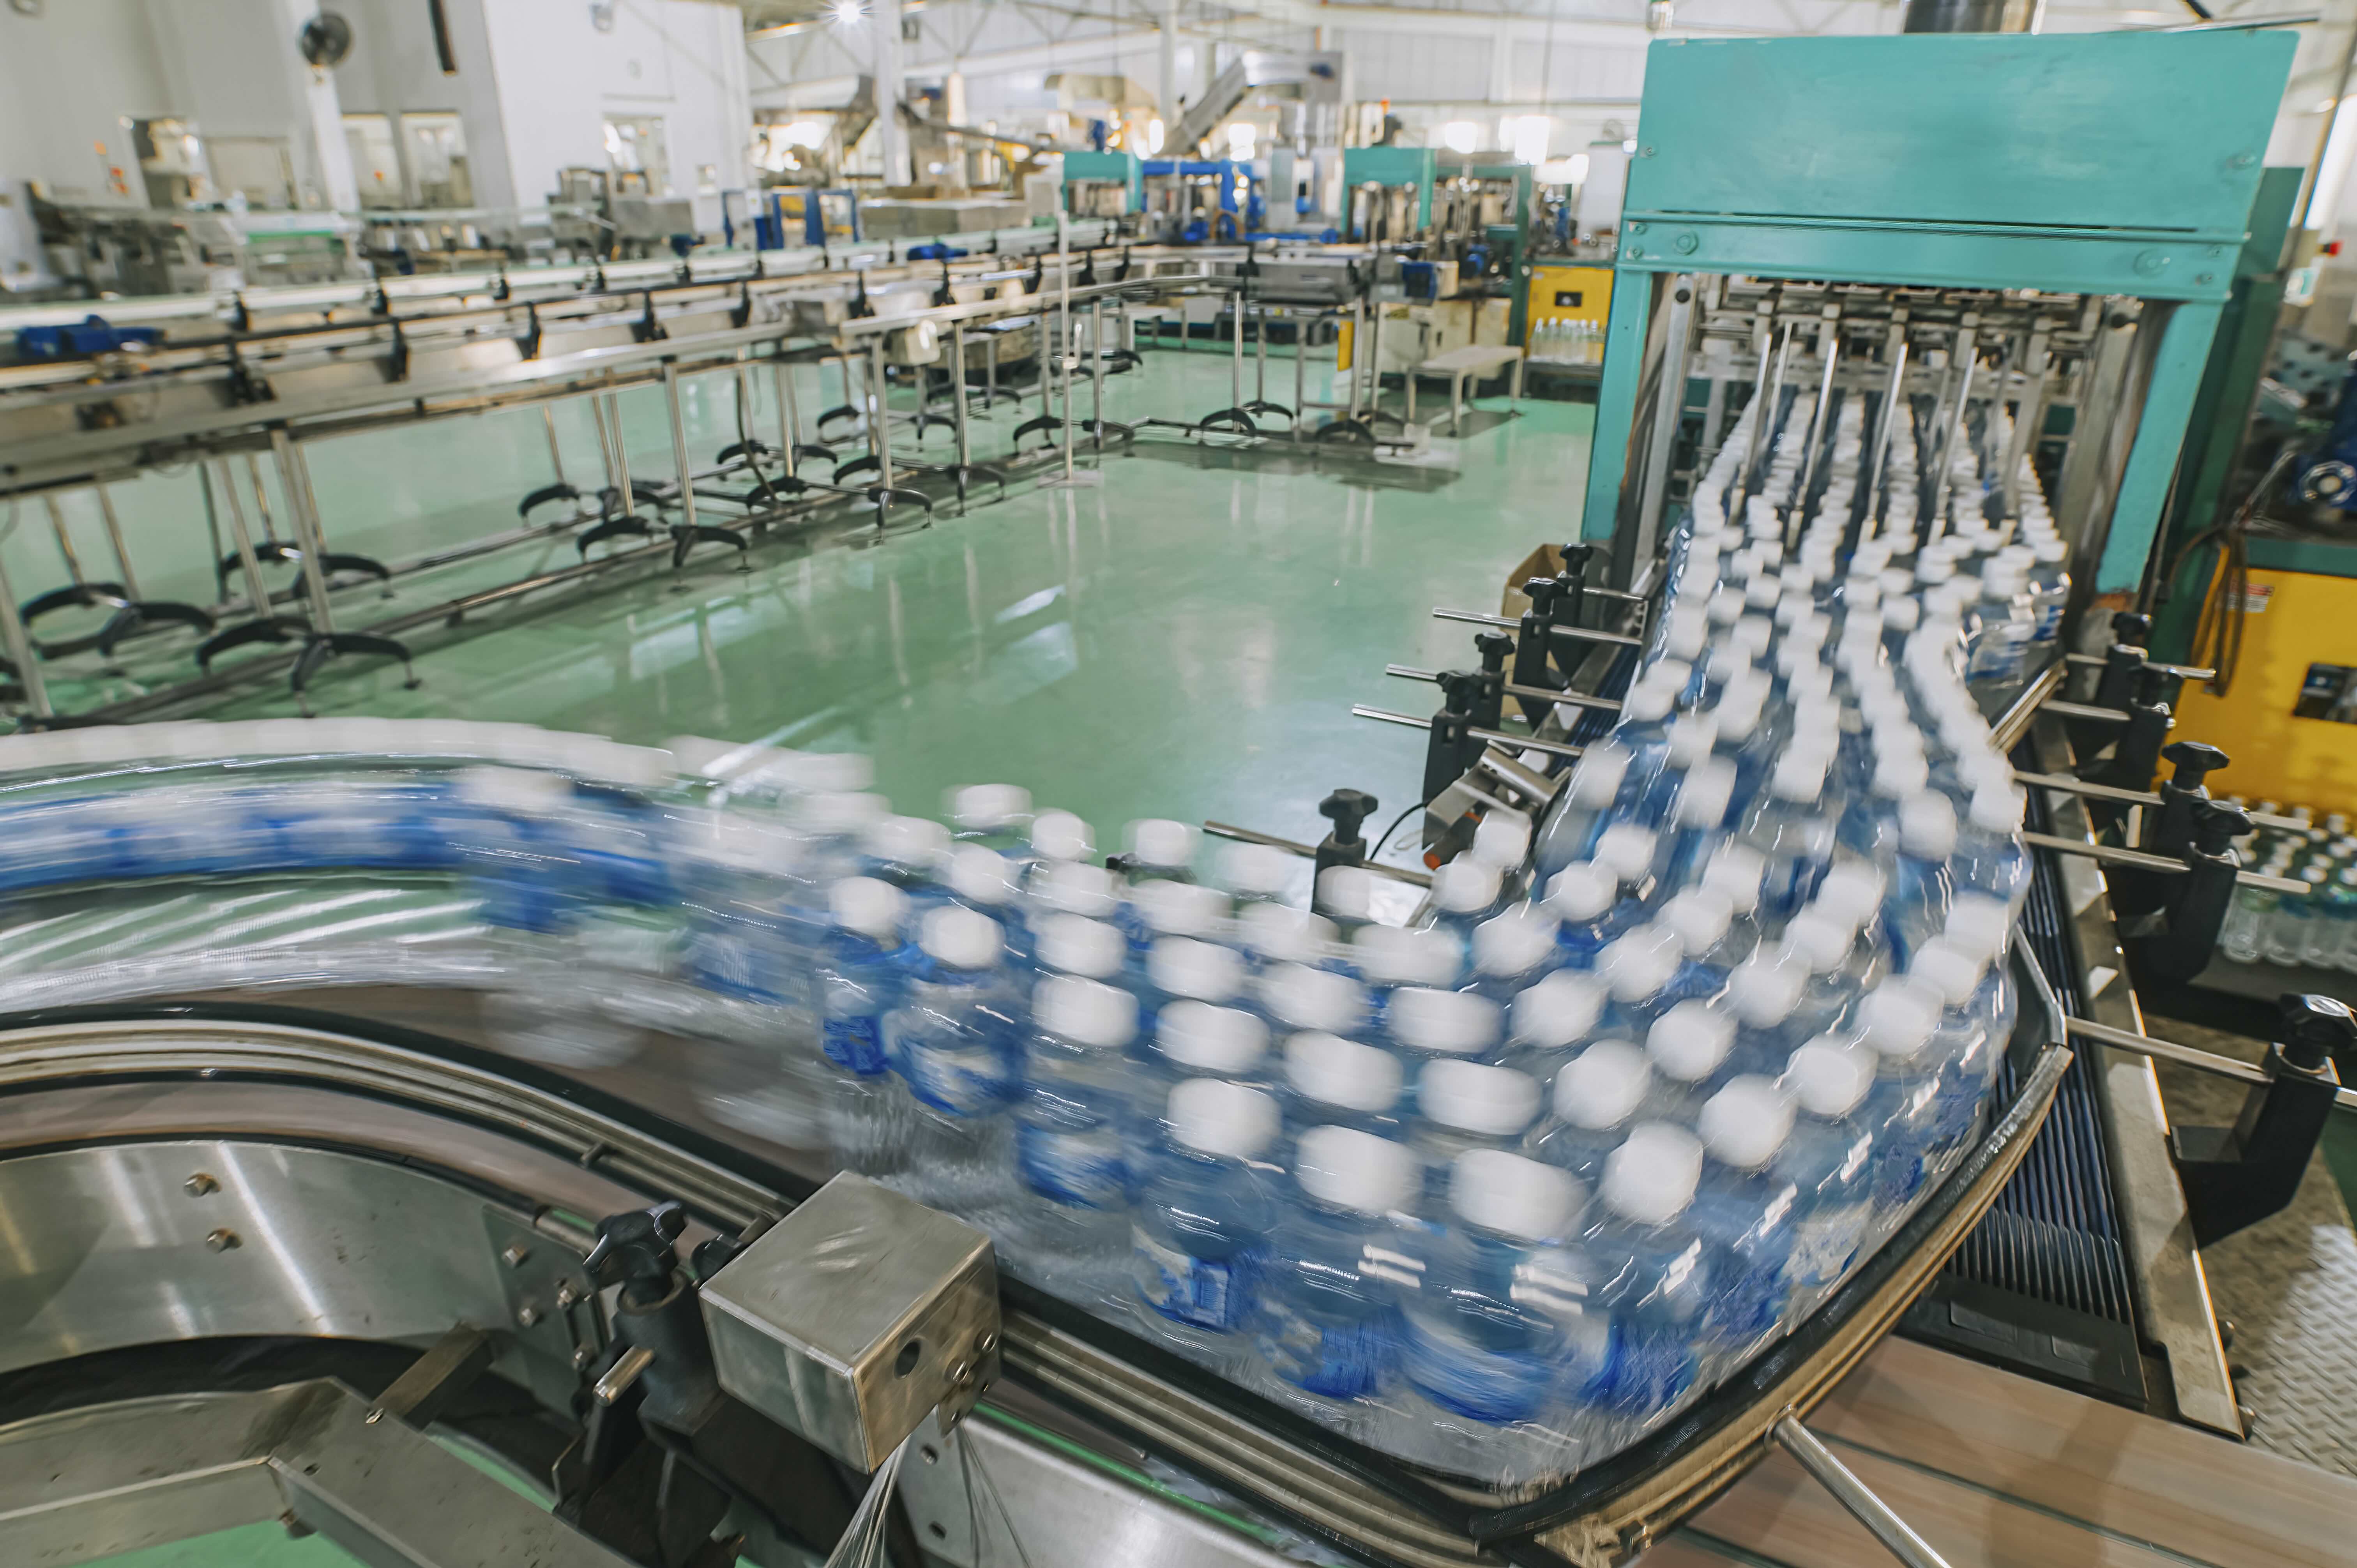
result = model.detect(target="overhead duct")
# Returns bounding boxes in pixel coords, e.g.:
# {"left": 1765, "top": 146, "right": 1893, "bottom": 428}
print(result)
{"left": 1902, "top": 0, "right": 2041, "bottom": 30}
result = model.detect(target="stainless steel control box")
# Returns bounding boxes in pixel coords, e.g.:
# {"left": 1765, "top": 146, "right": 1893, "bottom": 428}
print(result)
{"left": 699, "top": 1175, "right": 1000, "bottom": 1471}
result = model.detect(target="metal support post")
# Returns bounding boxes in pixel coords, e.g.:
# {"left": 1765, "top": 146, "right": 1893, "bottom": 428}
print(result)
{"left": 2000, "top": 327, "right": 2050, "bottom": 521}
{"left": 1634, "top": 274, "right": 1697, "bottom": 573}
{"left": 1347, "top": 298, "right": 1365, "bottom": 418}
{"left": 1795, "top": 304, "right": 1841, "bottom": 526}
{"left": 773, "top": 353, "right": 800, "bottom": 480}
{"left": 1090, "top": 299, "right": 1106, "bottom": 451}
{"left": 217, "top": 458, "right": 277, "bottom": 619}
{"left": 270, "top": 427, "right": 338, "bottom": 629}
{"left": 605, "top": 392, "right": 636, "bottom": 519}
{"left": 1231, "top": 288, "right": 1246, "bottom": 416}
{"left": 1364, "top": 302, "right": 1383, "bottom": 418}
{"left": 1773, "top": 1417, "right": 1955, "bottom": 1568}
{"left": 542, "top": 405, "right": 569, "bottom": 490}
{"left": 1057, "top": 223, "right": 1076, "bottom": 482}
{"left": 661, "top": 362, "right": 700, "bottom": 537}
{"left": 868, "top": 339, "right": 897, "bottom": 490}
{"left": 0, "top": 551, "right": 51, "bottom": 720}
{"left": 950, "top": 321, "right": 974, "bottom": 470}
{"left": 1866, "top": 316, "right": 1911, "bottom": 537}
{"left": 91, "top": 484, "right": 143, "bottom": 601}
{"left": 1928, "top": 314, "right": 1979, "bottom": 536}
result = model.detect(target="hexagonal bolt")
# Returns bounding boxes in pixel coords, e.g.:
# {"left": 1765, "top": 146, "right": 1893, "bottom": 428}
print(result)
{"left": 500, "top": 1244, "right": 532, "bottom": 1270}
{"left": 184, "top": 1172, "right": 220, "bottom": 1197}
{"left": 516, "top": 1303, "right": 541, "bottom": 1328}
{"left": 205, "top": 1229, "right": 240, "bottom": 1253}
{"left": 571, "top": 1345, "right": 598, "bottom": 1371}
{"left": 554, "top": 1281, "right": 583, "bottom": 1310}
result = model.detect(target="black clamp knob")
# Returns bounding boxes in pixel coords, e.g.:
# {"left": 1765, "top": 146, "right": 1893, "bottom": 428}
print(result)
{"left": 2162, "top": 740, "right": 2228, "bottom": 792}
{"left": 1556, "top": 541, "right": 1595, "bottom": 584}
{"left": 2190, "top": 799, "right": 2250, "bottom": 858}
{"left": 2279, "top": 994, "right": 2356, "bottom": 1074}
{"left": 1473, "top": 630, "right": 1514, "bottom": 672}
{"left": 2111, "top": 610, "right": 2154, "bottom": 647}
{"left": 586, "top": 1201, "right": 688, "bottom": 1305}
{"left": 1320, "top": 788, "right": 1378, "bottom": 848}
{"left": 1436, "top": 670, "right": 1486, "bottom": 715}
{"left": 1522, "top": 577, "right": 1564, "bottom": 618}
{"left": 2134, "top": 663, "right": 2180, "bottom": 708}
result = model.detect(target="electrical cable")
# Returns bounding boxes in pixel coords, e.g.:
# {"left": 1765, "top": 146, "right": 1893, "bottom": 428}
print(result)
{"left": 2167, "top": 444, "right": 2295, "bottom": 698}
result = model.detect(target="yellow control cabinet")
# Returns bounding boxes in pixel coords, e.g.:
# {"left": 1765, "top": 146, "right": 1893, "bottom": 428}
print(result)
{"left": 2173, "top": 563, "right": 2357, "bottom": 815}
{"left": 1524, "top": 264, "right": 1614, "bottom": 328}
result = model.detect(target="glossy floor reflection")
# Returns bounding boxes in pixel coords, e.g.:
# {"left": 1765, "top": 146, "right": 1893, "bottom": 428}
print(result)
{"left": 164, "top": 348, "right": 1595, "bottom": 850}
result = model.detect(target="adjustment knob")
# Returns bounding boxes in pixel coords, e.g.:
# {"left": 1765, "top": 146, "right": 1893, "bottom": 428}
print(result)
{"left": 1320, "top": 788, "right": 1378, "bottom": 844}
{"left": 1474, "top": 630, "right": 1515, "bottom": 671}
{"left": 586, "top": 1200, "right": 688, "bottom": 1301}
{"left": 2279, "top": 994, "right": 2356, "bottom": 1074}
{"left": 2161, "top": 740, "right": 2229, "bottom": 790}
{"left": 2190, "top": 799, "right": 2250, "bottom": 858}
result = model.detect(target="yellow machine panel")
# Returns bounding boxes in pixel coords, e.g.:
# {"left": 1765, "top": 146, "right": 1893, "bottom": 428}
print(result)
{"left": 1524, "top": 264, "right": 1614, "bottom": 328}
{"left": 2173, "top": 565, "right": 2357, "bottom": 814}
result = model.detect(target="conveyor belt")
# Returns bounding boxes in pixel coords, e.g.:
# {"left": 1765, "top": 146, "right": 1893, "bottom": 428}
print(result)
{"left": 1900, "top": 777, "right": 2148, "bottom": 1405}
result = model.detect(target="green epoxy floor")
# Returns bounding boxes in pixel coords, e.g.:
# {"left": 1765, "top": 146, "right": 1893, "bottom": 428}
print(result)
{"left": 58, "top": 350, "right": 1590, "bottom": 1567}
{"left": 38, "top": 346, "right": 1592, "bottom": 852}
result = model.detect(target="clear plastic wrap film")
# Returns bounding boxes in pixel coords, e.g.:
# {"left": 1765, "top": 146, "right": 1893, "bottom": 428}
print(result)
{"left": 0, "top": 381, "right": 2054, "bottom": 1489}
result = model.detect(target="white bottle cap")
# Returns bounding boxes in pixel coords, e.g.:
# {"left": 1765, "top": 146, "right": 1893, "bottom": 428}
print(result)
{"left": 1148, "top": 937, "right": 1245, "bottom": 1003}
{"left": 1132, "top": 879, "right": 1229, "bottom": 937}
{"left": 1353, "top": 923, "right": 1461, "bottom": 987}
{"left": 1725, "top": 951, "right": 1806, "bottom": 1026}
{"left": 1594, "top": 823, "right": 1659, "bottom": 885}
{"left": 1968, "top": 781, "right": 2026, "bottom": 836}
{"left": 1167, "top": 1078, "right": 1279, "bottom": 1160}
{"left": 1567, "top": 742, "right": 1633, "bottom": 807}
{"left": 1907, "top": 936, "right": 1984, "bottom": 1008}
{"left": 1449, "top": 1148, "right": 1581, "bottom": 1242}
{"left": 1621, "top": 682, "right": 1675, "bottom": 724}
{"left": 1035, "top": 975, "right": 1138, "bottom": 1049}
{"left": 1158, "top": 1000, "right": 1269, "bottom": 1073}
{"left": 1785, "top": 1037, "right": 1875, "bottom": 1118}
{"left": 1471, "top": 903, "right": 1561, "bottom": 978}
{"left": 945, "top": 844, "right": 1015, "bottom": 905}
{"left": 1431, "top": 858, "right": 1503, "bottom": 914}
{"left": 1031, "top": 860, "right": 1117, "bottom": 918}
{"left": 1659, "top": 888, "right": 1733, "bottom": 958}
{"left": 1417, "top": 1059, "right": 1540, "bottom": 1135}
{"left": 1219, "top": 840, "right": 1296, "bottom": 899}
{"left": 1646, "top": 999, "right": 1736, "bottom": 1083}
{"left": 1388, "top": 987, "right": 1502, "bottom": 1055}
{"left": 1872, "top": 751, "right": 1931, "bottom": 800}
{"left": 1814, "top": 862, "right": 1886, "bottom": 928}
{"left": 1317, "top": 864, "right": 1379, "bottom": 922}
{"left": 1546, "top": 862, "right": 1618, "bottom": 923}
{"left": 1898, "top": 790, "right": 1959, "bottom": 859}
{"left": 1701, "top": 842, "right": 1767, "bottom": 915}
{"left": 1697, "top": 1075, "right": 1797, "bottom": 1169}
{"left": 830, "top": 876, "right": 906, "bottom": 941}
{"left": 1769, "top": 749, "right": 1830, "bottom": 803}
{"left": 1296, "top": 1125, "right": 1419, "bottom": 1217}
{"left": 1035, "top": 913, "right": 1125, "bottom": 978}
{"left": 1944, "top": 893, "right": 2012, "bottom": 965}
{"left": 1240, "top": 902, "right": 1337, "bottom": 964}
{"left": 1596, "top": 923, "right": 1683, "bottom": 1002}
{"left": 1511, "top": 969, "right": 1608, "bottom": 1049}
{"left": 919, "top": 904, "right": 1003, "bottom": 970}
{"left": 1127, "top": 818, "right": 1199, "bottom": 871}
{"left": 868, "top": 814, "right": 952, "bottom": 867}
{"left": 1600, "top": 1123, "right": 1705, "bottom": 1226}
{"left": 949, "top": 784, "right": 1032, "bottom": 831}
{"left": 1284, "top": 1031, "right": 1403, "bottom": 1112}
{"left": 1472, "top": 810, "right": 1534, "bottom": 871}
{"left": 1672, "top": 757, "right": 1739, "bottom": 830}
{"left": 1553, "top": 1038, "right": 1652, "bottom": 1129}
{"left": 1856, "top": 979, "right": 1942, "bottom": 1060}
{"left": 1029, "top": 809, "right": 1095, "bottom": 862}
{"left": 1260, "top": 963, "right": 1369, "bottom": 1033}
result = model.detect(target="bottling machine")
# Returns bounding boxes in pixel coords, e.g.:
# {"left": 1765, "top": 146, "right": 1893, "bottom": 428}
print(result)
{"left": 2, "top": 26, "right": 2353, "bottom": 1568}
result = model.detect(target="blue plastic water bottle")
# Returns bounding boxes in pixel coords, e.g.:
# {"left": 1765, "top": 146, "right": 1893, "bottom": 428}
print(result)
{"left": 1528, "top": 1038, "right": 1652, "bottom": 1187}
{"left": 1253, "top": 1125, "right": 1419, "bottom": 1414}
{"left": 886, "top": 905, "right": 1023, "bottom": 1215}
{"left": 1775, "top": 1038, "right": 1877, "bottom": 1308}
{"left": 817, "top": 876, "right": 912, "bottom": 1180}
{"left": 1012, "top": 973, "right": 1141, "bottom": 1305}
{"left": 1132, "top": 1078, "right": 1282, "bottom": 1370}
{"left": 1687, "top": 1076, "right": 1801, "bottom": 1352}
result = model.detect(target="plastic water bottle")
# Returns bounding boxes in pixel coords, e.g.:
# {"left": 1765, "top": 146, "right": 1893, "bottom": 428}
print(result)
{"left": 1593, "top": 923, "right": 1685, "bottom": 1036}
{"left": 1398, "top": 1149, "right": 1590, "bottom": 1429}
{"left": 1147, "top": 998, "right": 1272, "bottom": 1093}
{"left": 1387, "top": 985, "right": 1504, "bottom": 1068}
{"left": 1138, "top": 936, "right": 1247, "bottom": 1035}
{"left": 1029, "top": 808, "right": 1095, "bottom": 867}
{"left": 1642, "top": 999, "right": 1737, "bottom": 1122}
{"left": 1721, "top": 949, "right": 1811, "bottom": 1076}
{"left": 1534, "top": 741, "right": 1636, "bottom": 878}
{"left": 1409, "top": 1059, "right": 1541, "bottom": 1207}
{"left": 1470, "top": 809, "right": 1534, "bottom": 878}
{"left": 1425, "top": 860, "right": 1506, "bottom": 953}
{"left": 866, "top": 814, "right": 952, "bottom": 893}
{"left": 1775, "top": 1038, "right": 1877, "bottom": 1305}
{"left": 1131, "top": 1078, "right": 1281, "bottom": 1368}
{"left": 1593, "top": 822, "right": 1663, "bottom": 903}
{"left": 1032, "top": 911, "right": 1127, "bottom": 983}
{"left": 1737, "top": 750, "right": 1836, "bottom": 920}
{"left": 1124, "top": 818, "right": 1201, "bottom": 884}
{"left": 2025, "top": 538, "right": 2070, "bottom": 653}
{"left": 1317, "top": 864, "right": 1382, "bottom": 939}
{"left": 1122, "top": 878, "right": 1229, "bottom": 955}
{"left": 887, "top": 905, "right": 1022, "bottom": 1216}
{"left": 1029, "top": 859, "right": 1120, "bottom": 922}
{"left": 1013, "top": 975, "right": 1141, "bottom": 1303}
{"left": 1580, "top": 1126, "right": 1708, "bottom": 1420}
{"left": 943, "top": 843, "right": 1025, "bottom": 956}
{"left": 1464, "top": 903, "right": 1562, "bottom": 1002}
{"left": 1505, "top": 967, "right": 1608, "bottom": 1080}
{"left": 1353, "top": 923, "right": 1463, "bottom": 1026}
{"left": 1252, "top": 1125, "right": 1418, "bottom": 1419}
{"left": 1657, "top": 757, "right": 1740, "bottom": 888}
{"left": 1528, "top": 1038, "right": 1652, "bottom": 1187}
{"left": 1281, "top": 1029, "right": 1407, "bottom": 1141}
{"left": 1951, "top": 782, "right": 2029, "bottom": 913}
{"left": 948, "top": 783, "right": 1034, "bottom": 857}
{"left": 1258, "top": 961, "right": 1371, "bottom": 1042}
{"left": 1688, "top": 1077, "right": 1800, "bottom": 1350}
{"left": 1545, "top": 862, "right": 1629, "bottom": 967}
{"left": 818, "top": 876, "right": 911, "bottom": 1180}
{"left": 1885, "top": 791, "right": 1958, "bottom": 966}
{"left": 1237, "top": 902, "right": 1339, "bottom": 971}
{"left": 1906, "top": 937, "right": 2000, "bottom": 1151}
{"left": 1656, "top": 887, "right": 1748, "bottom": 1001}
{"left": 1852, "top": 979, "right": 1944, "bottom": 1214}
{"left": 1219, "top": 840, "right": 1299, "bottom": 909}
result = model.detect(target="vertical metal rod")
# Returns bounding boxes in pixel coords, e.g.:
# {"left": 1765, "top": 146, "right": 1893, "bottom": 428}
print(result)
{"left": 243, "top": 455, "right": 280, "bottom": 546}
{"left": 42, "top": 497, "right": 87, "bottom": 587}
{"left": 541, "top": 405, "right": 568, "bottom": 489}
{"left": 589, "top": 392, "right": 619, "bottom": 501}
{"left": 91, "top": 484, "right": 143, "bottom": 600}
{"left": 772, "top": 353, "right": 800, "bottom": 481}
{"left": 198, "top": 461, "right": 226, "bottom": 602}
{"left": 661, "top": 362, "right": 700, "bottom": 537}
{"left": 1928, "top": 316, "right": 1978, "bottom": 539}
{"left": 1866, "top": 324, "right": 1911, "bottom": 540}
{"left": 1295, "top": 310, "right": 1307, "bottom": 418}
{"left": 1057, "top": 215, "right": 1076, "bottom": 484}
{"left": 1347, "top": 298, "right": 1365, "bottom": 418}
{"left": 1634, "top": 273, "right": 1697, "bottom": 574}
{"left": 1089, "top": 299, "right": 1106, "bottom": 452}
{"left": 1795, "top": 306, "right": 1841, "bottom": 526}
{"left": 270, "top": 427, "right": 337, "bottom": 629}
{"left": 1698, "top": 371, "right": 1730, "bottom": 476}
{"left": 1365, "top": 302, "right": 1383, "bottom": 420}
{"left": 1733, "top": 307, "right": 1777, "bottom": 509}
{"left": 1231, "top": 286, "right": 1245, "bottom": 413}
{"left": 0, "top": 549, "right": 53, "bottom": 720}
{"left": 1255, "top": 299, "right": 1269, "bottom": 401}
{"left": 605, "top": 391, "right": 637, "bottom": 519}
{"left": 1772, "top": 1418, "right": 1955, "bottom": 1568}
{"left": 950, "top": 320, "right": 973, "bottom": 470}
{"left": 2000, "top": 328, "right": 2050, "bottom": 521}
{"left": 869, "top": 340, "right": 897, "bottom": 489}
{"left": 216, "top": 458, "right": 277, "bottom": 620}
{"left": 986, "top": 330, "right": 998, "bottom": 406}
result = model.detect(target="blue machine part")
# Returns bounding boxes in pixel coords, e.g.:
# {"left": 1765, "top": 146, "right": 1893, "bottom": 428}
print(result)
{"left": 906, "top": 242, "right": 969, "bottom": 261}
{"left": 16, "top": 316, "right": 165, "bottom": 360}
{"left": 1400, "top": 261, "right": 1438, "bottom": 301}
{"left": 2292, "top": 357, "right": 2357, "bottom": 509}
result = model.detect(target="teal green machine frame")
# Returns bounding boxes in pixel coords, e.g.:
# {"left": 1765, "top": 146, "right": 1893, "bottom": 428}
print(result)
{"left": 1579, "top": 30, "right": 2295, "bottom": 595}
{"left": 1062, "top": 149, "right": 1144, "bottom": 212}
{"left": 1343, "top": 147, "right": 1436, "bottom": 236}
